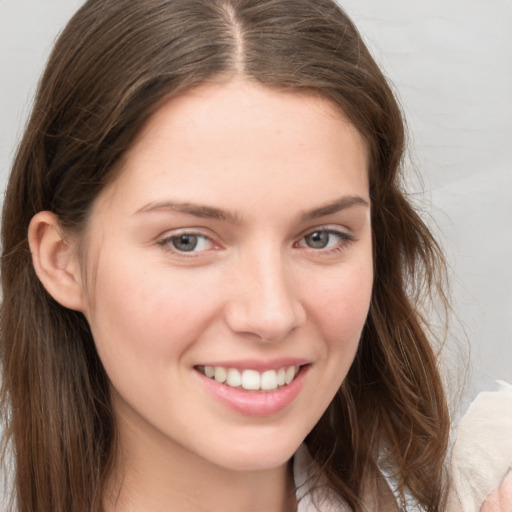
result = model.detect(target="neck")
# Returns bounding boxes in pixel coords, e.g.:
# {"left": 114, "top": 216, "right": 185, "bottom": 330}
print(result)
{"left": 103, "top": 403, "right": 297, "bottom": 512}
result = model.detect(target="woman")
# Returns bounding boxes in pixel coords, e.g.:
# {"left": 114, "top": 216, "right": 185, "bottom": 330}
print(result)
{"left": 1, "top": 0, "right": 451, "bottom": 510}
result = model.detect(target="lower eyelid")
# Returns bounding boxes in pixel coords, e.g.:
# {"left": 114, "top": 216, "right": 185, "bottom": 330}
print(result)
{"left": 299, "top": 229, "right": 353, "bottom": 243}
{"left": 296, "top": 233, "right": 356, "bottom": 257}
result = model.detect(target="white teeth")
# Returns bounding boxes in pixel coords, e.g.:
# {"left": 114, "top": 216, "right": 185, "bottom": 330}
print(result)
{"left": 241, "top": 369, "right": 260, "bottom": 390}
{"left": 201, "top": 365, "right": 300, "bottom": 391}
{"left": 277, "top": 367, "right": 286, "bottom": 386}
{"left": 214, "top": 366, "right": 227, "bottom": 383}
{"left": 226, "top": 368, "right": 242, "bottom": 387}
{"left": 285, "top": 366, "right": 296, "bottom": 385}
{"left": 260, "top": 370, "right": 278, "bottom": 390}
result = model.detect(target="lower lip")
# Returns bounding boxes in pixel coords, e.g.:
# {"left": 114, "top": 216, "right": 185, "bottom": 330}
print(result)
{"left": 196, "top": 366, "right": 309, "bottom": 417}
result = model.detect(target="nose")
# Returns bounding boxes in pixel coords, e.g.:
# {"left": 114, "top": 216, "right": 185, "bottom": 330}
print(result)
{"left": 224, "top": 249, "right": 306, "bottom": 342}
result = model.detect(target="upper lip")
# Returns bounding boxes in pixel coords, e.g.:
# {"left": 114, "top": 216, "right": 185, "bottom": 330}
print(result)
{"left": 195, "top": 358, "right": 311, "bottom": 372}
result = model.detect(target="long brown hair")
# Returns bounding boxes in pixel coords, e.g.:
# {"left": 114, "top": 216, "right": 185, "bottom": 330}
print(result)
{"left": 1, "top": 1, "right": 450, "bottom": 510}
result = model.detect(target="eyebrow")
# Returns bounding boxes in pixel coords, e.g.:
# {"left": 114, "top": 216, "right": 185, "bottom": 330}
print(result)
{"left": 135, "top": 201, "right": 243, "bottom": 224}
{"left": 135, "top": 195, "right": 369, "bottom": 224}
{"left": 299, "top": 195, "right": 370, "bottom": 222}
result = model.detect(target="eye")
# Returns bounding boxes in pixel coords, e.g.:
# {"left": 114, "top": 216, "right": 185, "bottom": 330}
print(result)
{"left": 296, "top": 229, "right": 354, "bottom": 251}
{"left": 160, "top": 232, "right": 215, "bottom": 253}
{"left": 304, "top": 231, "right": 333, "bottom": 249}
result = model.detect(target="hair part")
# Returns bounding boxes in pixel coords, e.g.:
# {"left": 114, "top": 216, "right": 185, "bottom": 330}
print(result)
{"left": 1, "top": 1, "right": 450, "bottom": 511}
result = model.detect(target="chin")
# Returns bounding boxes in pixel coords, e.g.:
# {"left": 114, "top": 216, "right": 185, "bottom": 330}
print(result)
{"left": 200, "top": 430, "right": 304, "bottom": 472}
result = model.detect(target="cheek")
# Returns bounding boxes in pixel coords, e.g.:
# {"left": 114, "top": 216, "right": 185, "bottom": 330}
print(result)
{"left": 310, "top": 259, "right": 373, "bottom": 350}
{"left": 295, "top": 258, "right": 373, "bottom": 430}
{"left": 83, "top": 254, "right": 221, "bottom": 375}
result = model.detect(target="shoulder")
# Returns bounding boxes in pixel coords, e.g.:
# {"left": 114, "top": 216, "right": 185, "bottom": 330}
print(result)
{"left": 446, "top": 381, "right": 512, "bottom": 512}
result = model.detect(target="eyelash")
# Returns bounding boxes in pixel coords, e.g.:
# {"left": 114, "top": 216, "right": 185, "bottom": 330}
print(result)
{"left": 157, "top": 227, "right": 355, "bottom": 257}
{"left": 294, "top": 228, "right": 355, "bottom": 255}
{"left": 158, "top": 231, "right": 216, "bottom": 255}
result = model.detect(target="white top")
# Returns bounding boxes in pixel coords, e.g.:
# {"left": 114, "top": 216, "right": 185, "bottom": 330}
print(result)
{"left": 446, "top": 380, "right": 512, "bottom": 512}
{"left": 293, "top": 381, "right": 512, "bottom": 512}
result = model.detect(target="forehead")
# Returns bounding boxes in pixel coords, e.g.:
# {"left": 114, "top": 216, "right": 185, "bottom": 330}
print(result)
{"left": 95, "top": 78, "right": 370, "bottom": 217}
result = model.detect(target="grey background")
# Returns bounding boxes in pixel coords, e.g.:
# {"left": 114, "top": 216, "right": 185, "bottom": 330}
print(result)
{"left": 0, "top": 0, "right": 511, "bottom": 429}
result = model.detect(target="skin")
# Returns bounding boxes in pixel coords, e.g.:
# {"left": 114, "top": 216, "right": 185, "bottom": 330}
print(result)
{"left": 30, "top": 78, "right": 374, "bottom": 511}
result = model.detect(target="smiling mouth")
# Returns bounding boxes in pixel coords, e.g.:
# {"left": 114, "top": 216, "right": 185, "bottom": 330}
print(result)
{"left": 196, "top": 365, "right": 301, "bottom": 392}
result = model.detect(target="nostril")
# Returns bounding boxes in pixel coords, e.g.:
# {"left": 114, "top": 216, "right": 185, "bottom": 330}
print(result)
{"left": 223, "top": 259, "right": 306, "bottom": 341}
{"left": 223, "top": 296, "right": 306, "bottom": 342}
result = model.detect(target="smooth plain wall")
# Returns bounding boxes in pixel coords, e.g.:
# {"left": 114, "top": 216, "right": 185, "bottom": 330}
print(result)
{"left": 1, "top": 0, "right": 511, "bottom": 405}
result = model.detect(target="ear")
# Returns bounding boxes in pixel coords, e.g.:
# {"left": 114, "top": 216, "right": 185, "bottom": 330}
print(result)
{"left": 28, "top": 211, "right": 86, "bottom": 312}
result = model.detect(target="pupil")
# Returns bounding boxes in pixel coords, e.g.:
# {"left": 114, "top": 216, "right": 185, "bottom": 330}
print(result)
{"left": 172, "top": 234, "right": 198, "bottom": 252}
{"left": 307, "top": 231, "right": 328, "bottom": 249}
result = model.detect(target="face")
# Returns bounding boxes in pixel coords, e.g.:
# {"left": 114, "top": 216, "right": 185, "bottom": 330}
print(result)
{"left": 77, "top": 79, "right": 373, "bottom": 472}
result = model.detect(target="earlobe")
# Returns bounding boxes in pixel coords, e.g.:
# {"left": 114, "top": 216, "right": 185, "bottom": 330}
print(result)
{"left": 28, "top": 211, "right": 86, "bottom": 312}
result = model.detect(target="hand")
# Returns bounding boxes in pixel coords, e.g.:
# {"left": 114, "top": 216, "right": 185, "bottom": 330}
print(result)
{"left": 481, "top": 470, "right": 512, "bottom": 512}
